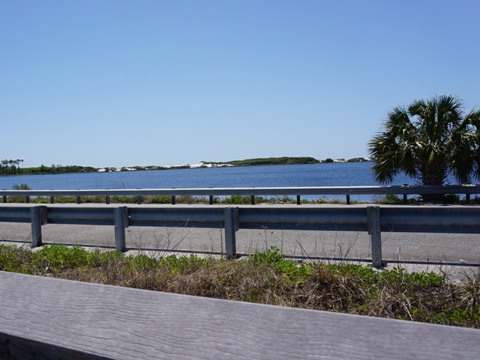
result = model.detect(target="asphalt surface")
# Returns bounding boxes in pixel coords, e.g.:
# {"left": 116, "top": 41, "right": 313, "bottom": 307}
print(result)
{"left": 1, "top": 203, "right": 479, "bottom": 279}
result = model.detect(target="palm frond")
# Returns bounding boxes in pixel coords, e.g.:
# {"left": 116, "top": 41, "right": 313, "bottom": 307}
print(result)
{"left": 369, "top": 95, "right": 479, "bottom": 187}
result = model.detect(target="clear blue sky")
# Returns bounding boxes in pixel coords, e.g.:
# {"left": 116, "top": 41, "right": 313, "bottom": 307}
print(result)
{"left": 1, "top": 0, "right": 479, "bottom": 168}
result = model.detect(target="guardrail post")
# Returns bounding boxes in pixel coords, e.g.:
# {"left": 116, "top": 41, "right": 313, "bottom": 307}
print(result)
{"left": 50, "top": 196, "right": 55, "bottom": 204}
{"left": 114, "top": 207, "right": 129, "bottom": 252}
{"left": 31, "top": 206, "right": 47, "bottom": 248}
{"left": 209, "top": 195, "right": 214, "bottom": 205}
{"left": 403, "top": 194, "right": 408, "bottom": 204}
{"left": 367, "top": 206, "right": 383, "bottom": 268}
{"left": 2, "top": 195, "right": 6, "bottom": 203}
{"left": 251, "top": 195, "right": 256, "bottom": 205}
{"left": 76, "top": 196, "right": 81, "bottom": 204}
{"left": 171, "top": 195, "right": 176, "bottom": 205}
{"left": 296, "top": 195, "right": 301, "bottom": 205}
{"left": 106, "top": 195, "right": 111, "bottom": 204}
{"left": 346, "top": 195, "right": 351, "bottom": 205}
{"left": 224, "top": 207, "right": 239, "bottom": 259}
{"left": 466, "top": 193, "right": 471, "bottom": 204}
{"left": 26, "top": 196, "right": 30, "bottom": 203}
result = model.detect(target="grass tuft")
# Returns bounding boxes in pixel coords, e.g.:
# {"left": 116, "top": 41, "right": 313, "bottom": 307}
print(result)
{"left": 0, "top": 244, "right": 478, "bottom": 328}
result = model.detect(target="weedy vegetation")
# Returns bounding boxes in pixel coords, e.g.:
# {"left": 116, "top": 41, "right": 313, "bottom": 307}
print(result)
{"left": 6, "top": 183, "right": 478, "bottom": 205}
{"left": 0, "top": 244, "right": 478, "bottom": 328}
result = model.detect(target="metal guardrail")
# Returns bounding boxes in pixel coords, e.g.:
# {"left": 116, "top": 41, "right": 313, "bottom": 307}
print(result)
{"left": 1, "top": 205, "right": 480, "bottom": 268}
{"left": 1, "top": 184, "right": 480, "bottom": 205}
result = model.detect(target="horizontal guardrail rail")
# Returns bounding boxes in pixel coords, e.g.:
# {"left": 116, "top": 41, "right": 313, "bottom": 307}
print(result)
{"left": 238, "top": 207, "right": 369, "bottom": 231}
{"left": 0, "top": 184, "right": 479, "bottom": 205}
{"left": 380, "top": 207, "right": 480, "bottom": 233}
{"left": 1, "top": 204, "right": 480, "bottom": 268}
{"left": 0, "top": 207, "right": 31, "bottom": 223}
{"left": 128, "top": 207, "right": 225, "bottom": 228}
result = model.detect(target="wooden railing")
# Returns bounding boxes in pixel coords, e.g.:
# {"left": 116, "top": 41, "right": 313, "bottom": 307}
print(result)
{"left": 1, "top": 271, "right": 479, "bottom": 359}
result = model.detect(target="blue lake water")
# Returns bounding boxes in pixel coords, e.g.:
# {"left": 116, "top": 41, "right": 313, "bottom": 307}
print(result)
{"left": 0, "top": 162, "right": 463, "bottom": 201}
{"left": 0, "top": 162, "right": 414, "bottom": 190}
{"left": 0, "top": 162, "right": 419, "bottom": 190}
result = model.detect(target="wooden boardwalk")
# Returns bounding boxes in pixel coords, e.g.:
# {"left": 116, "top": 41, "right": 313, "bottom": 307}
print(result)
{"left": 0, "top": 271, "right": 479, "bottom": 359}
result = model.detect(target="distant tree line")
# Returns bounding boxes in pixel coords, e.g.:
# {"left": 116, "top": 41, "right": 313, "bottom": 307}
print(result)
{"left": 0, "top": 159, "right": 24, "bottom": 175}
{"left": 22, "top": 165, "right": 97, "bottom": 175}
{"left": 221, "top": 157, "right": 321, "bottom": 167}
{"left": 213, "top": 157, "right": 369, "bottom": 166}
{"left": 0, "top": 156, "right": 371, "bottom": 177}
{"left": 0, "top": 160, "right": 97, "bottom": 176}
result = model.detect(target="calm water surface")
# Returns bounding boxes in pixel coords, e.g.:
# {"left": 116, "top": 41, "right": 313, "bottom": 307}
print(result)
{"left": 0, "top": 162, "right": 418, "bottom": 191}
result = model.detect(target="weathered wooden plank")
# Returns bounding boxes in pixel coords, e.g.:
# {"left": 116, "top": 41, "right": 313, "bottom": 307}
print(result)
{"left": 0, "top": 271, "right": 479, "bottom": 359}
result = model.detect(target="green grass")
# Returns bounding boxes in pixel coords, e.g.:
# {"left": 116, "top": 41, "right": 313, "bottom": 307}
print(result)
{"left": 0, "top": 244, "right": 478, "bottom": 328}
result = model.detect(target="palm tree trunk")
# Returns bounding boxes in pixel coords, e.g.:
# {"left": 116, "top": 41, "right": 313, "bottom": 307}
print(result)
{"left": 419, "top": 160, "right": 448, "bottom": 201}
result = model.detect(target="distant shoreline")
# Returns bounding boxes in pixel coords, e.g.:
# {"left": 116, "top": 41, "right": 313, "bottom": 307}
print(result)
{"left": 1, "top": 156, "right": 370, "bottom": 177}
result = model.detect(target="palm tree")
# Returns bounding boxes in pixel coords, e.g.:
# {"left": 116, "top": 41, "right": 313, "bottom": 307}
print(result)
{"left": 16, "top": 159, "right": 22, "bottom": 174}
{"left": 369, "top": 95, "right": 480, "bottom": 196}
{"left": 7, "top": 160, "right": 14, "bottom": 175}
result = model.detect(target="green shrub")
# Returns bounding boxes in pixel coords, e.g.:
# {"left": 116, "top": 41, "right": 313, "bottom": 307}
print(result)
{"left": 32, "top": 246, "right": 91, "bottom": 273}
{"left": 111, "top": 196, "right": 137, "bottom": 204}
{"left": 149, "top": 195, "right": 172, "bottom": 204}
{"left": 0, "top": 245, "right": 34, "bottom": 273}
{"left": 0, "top": 244, "right": 478, "bottom": 327}
{"left": 54, "top": 196, "right": 76, "bottom": 203}
{"left": 9, "top": 184, "right": 31, "bottom": 203}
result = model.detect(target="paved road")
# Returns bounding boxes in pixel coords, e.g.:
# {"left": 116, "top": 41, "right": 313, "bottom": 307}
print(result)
{"left": 1, "top": 204, "right": 480, "bottom": 267}
{"left": 2, "top": 222, "right": 480, "bottom": 281}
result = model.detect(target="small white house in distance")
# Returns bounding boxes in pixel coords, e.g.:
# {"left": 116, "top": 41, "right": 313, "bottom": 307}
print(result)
{"left": 190, "top": 162, "right": 233, "bottom": 168}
